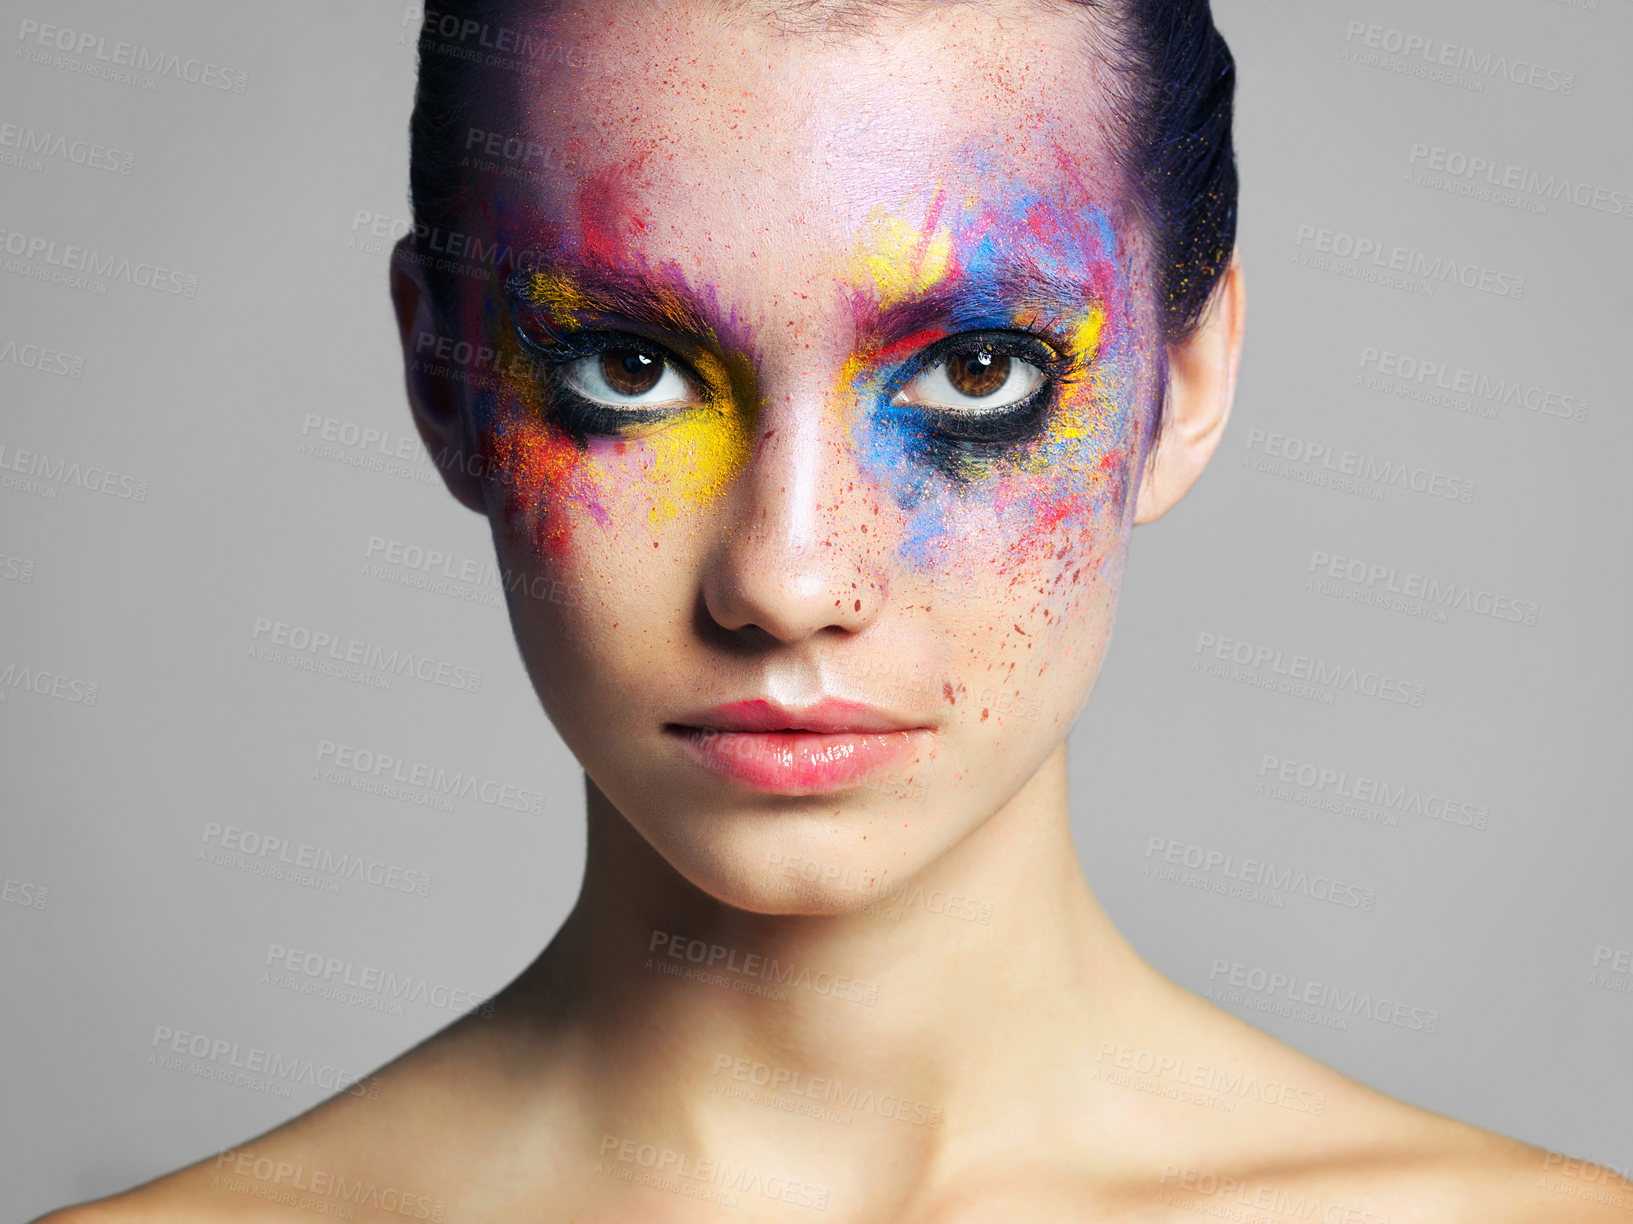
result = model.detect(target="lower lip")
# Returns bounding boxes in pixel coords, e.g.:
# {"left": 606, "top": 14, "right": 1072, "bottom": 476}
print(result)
{"left": 670, "top": 726, "right": 928, "bottom": 795}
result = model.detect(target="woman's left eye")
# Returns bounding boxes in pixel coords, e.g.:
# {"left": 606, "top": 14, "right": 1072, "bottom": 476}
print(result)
{"left": 894, "top": 348, "right": 1046, "bottom": 414}
{"left": 560, "top": 346, "right": 701, "bottom": 408}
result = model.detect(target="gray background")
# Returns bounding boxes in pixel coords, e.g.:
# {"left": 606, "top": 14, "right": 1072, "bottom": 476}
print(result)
{"left": 2, "top": 0, "right": 1628, "bottom": 1216}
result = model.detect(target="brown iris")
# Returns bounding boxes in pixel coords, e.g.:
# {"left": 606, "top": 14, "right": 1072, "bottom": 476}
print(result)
{"left": 601, "top": 348, "right": 663, "bottom": 396}
{"left": 945, "top": 350, "right": 1009, "bottom": 399}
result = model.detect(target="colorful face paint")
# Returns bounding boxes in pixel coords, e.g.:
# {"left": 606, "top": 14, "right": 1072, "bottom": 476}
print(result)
{"left": 468, "top": 175, "right": 762, "bottom": 554}
{"left": 836, "top": 165, "right": 1139, "bottom": 579}
{"left": 463, "top": 127, "right": 1146, "bottom": 602}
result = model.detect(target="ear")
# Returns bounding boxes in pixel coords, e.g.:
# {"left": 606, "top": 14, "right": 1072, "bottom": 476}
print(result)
{"left": 390, "top": 239, "right": 488, "bottom": 515}
{"left": 1133, "top": 248, "right": 1245, "bottom": 525}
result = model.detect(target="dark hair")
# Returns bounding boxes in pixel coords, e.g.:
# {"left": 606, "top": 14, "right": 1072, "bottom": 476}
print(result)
{"left": 1100, "top": 0, "right": 1237, "bottom": 344}
{"left": 407, "top": 0, "right": 1236, "bottom": 346}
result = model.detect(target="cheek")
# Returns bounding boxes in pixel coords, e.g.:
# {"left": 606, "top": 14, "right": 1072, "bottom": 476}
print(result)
{"left": 990, "top": 335, "right": 1136, "bottom": 577}
{"left": 481, "top": 380, "right": 607, "bottom": 565}
{"left": 632, "top": 408, "right": 755, "bottom": 528}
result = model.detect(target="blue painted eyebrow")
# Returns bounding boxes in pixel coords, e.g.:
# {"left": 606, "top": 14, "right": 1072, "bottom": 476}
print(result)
{"left": 855, "top": 265, "right": 1098, "bottom": 351}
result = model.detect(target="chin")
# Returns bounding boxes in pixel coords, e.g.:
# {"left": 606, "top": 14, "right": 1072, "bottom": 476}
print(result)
{"left": 648, "top": 801, "right": 954, "bottom": 916}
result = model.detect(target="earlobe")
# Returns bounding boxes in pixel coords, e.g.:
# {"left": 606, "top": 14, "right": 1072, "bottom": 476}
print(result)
{"left": 390, "top": 239, "right": 488, "bottom": 515}
{"left": 1132, "top": 249, "right": 1245, "bottom": 525}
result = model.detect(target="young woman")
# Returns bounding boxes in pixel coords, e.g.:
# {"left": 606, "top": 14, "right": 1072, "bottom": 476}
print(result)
{"left": 39, "top": 0, "right": 1629, "bottom": 1219}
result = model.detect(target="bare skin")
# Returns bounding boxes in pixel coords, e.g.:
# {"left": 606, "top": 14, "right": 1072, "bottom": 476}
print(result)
{"left": 37, "top": 2, "right": 1627, "bottom": 1221}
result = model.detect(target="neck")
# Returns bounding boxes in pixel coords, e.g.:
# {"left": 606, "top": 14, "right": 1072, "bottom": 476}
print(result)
{"left": 509, "top": 742, "right": 1166, "bottom": 1191}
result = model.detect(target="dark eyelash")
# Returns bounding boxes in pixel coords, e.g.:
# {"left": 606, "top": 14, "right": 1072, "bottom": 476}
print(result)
{"left": 509, "top": 318, "right": 701, "bottom": 440}
{"left": 507, "top": 276, "right": 1076, "bottom": 456}
{"left": 889, "top": 329, "right": 1072, "bottom": 450}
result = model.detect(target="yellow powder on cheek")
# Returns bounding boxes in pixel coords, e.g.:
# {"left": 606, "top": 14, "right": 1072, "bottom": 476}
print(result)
{"left": 640, "top": 404, "right": 753, "bottom": 527}
{"left": 508, "top": 269, "right": 757, "bottom": 528}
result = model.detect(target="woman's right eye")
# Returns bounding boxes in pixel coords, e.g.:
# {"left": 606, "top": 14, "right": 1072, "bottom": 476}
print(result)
{"left": 559, "top": 347, "right": 702, "bottom": 409}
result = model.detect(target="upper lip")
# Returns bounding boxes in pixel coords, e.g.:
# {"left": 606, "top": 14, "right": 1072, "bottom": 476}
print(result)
{"left": 671, "top": 698, "right": 930, "bottom": 734}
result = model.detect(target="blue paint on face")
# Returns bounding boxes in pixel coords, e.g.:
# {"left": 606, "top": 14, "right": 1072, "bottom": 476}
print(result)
{"left": 842, "top": 179, "right": 1139, "bottom": 579}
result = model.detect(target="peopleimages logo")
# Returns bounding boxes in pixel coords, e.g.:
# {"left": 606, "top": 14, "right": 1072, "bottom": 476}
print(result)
{"left": 313, "top": 739, "right": 547, "bottom": 816}
{"left": 148, "top": 1023, "right": 378, "bottom": 1099}
{"left": 1588, "top": 944, "right": 1633, "bottom": 997}
{"left": 0, "top": 555, "right": 35, "bottom": 583}
{"left": 262, "top": 943, "right": 492, "bottom": 1017}
{"left": 1143, "top": 837, "right": 1377, "bottom": 911}
{"left": 199, "top": 821, "right": 433, "bottom": 896}
{"left": 648, "top": 930, "right": 879, "bottom": 1006}
{"left": 402, "top": 4, "right": 604, "bottom": 72}
{"left": 1357, "top": 346, "right": 1588, "bottom": 424}
{"left": 249, "top": 617, "right": 481, "bottom": 692}
{"left": 0, "top": 227, "right": 199, "bottom": 296}
{"left": 1293, "top": 224, "right": 1524, "bottom": 299}
{"left": 1242, "top": 428, "right": 1476, "bottom": 504}
{"left": 211, "top": 1150, "right": 445, "bottom": 1222}
{"left": 0, "top": 336, "right": 86, "bottom": 378}
{"left": 710, "top": 1053, "right": 944, "bottom": 1127}
{"left": 0, "top": 658, "right": 100, "bottom": 705}
{"left": 1257, "top": 754, "right": 1489, "bottom": 831}
{"left": 15, "top": 18, "right": 249, "bottom": 91}
{"left": 1208, "top": 958, "right": 1440, "bottom": 1033}
{"left": 0, "top": 443, "right": 149, "bottom": 500}
{"left": 596, "top": 1134, "right": 829, "bottom": 1212}
{"left": 1307, "top": 549, "right": 1540, "bottom": 627}
{"left": 1193, "top": 630, "right": 1428, "bottom": 708}
{"left": 1156, "top": 1165, "right": 1391, "bottom": 1224}
{"left": 1407, "top": 143, "right": 1630, "bottom": 217}
{"left": 1095, "top": 1043, "right": 1327, "bottom": 1116}
{"left": 764, "top": 851, "right": 992, "bottom": 923}
{"left": 1341, "top": 20, "right": 1577, "bottom": 94}
{"left": 0, "top": 121, "right": 133, "bottom": 173}
{"left": 463, "top": 125, "right": 577, "bottom": 174}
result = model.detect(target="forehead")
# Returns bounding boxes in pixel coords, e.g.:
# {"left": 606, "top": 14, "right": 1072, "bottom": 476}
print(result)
{"left": 478, "top": 1, "right": 1133, "bottom": 289}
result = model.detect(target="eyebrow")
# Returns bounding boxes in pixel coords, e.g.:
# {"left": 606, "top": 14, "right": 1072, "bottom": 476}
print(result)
{"left": 505, "top": 259, "right": 1098, "bottom": 355}
{"left": 506, "top": 264, "right": 723, "bottom": 345}
{"left": 856, "top": 264, "right": 1099, "bottom": 357}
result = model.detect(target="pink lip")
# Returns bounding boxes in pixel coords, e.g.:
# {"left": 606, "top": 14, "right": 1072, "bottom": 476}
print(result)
{"left": 667, "top": 699, "right": 933, "bottom": 794}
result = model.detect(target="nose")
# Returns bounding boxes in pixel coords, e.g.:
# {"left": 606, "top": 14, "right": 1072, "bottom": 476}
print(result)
{"left": 700, "top": 386, "right": 888, "bottom": 646}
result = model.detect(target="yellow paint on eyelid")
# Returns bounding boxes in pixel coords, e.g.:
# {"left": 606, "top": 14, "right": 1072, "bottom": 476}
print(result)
{"left": 1020, "top": 302, "right": 1110, "bottom": 470}
{"left": 513, "top": 270, "right": 757, "bottom": 525}
{"left": 1070, "top": 304, "right": 1104, "bottom": 364}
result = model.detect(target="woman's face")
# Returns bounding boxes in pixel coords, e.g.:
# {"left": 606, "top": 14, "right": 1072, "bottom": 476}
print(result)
{"left": 438, "top": 1, "right": 1164, "bottom": 911}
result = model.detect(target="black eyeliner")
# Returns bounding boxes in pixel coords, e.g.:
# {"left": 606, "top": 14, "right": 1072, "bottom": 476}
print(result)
{"left": 886, "top": 329, "right": 1071, "bottom": 451}
{"left": 508, "top": 318, "right": 703, "bottom": 441}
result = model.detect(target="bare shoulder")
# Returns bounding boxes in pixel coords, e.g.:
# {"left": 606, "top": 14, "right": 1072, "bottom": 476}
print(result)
{"left": 1117, "top": 1134, "right": 1632, "bottom": 1224}
{"left": 23, "top": 1126, "right": 431, "bottom": 1224}
{"left": 1428, "top": 1128, "right": 1633, "bottom": 1222}
{"left": 902, "top": 1136, "right": 1633, "bottom": 1224}
{"left": 1242, "top": 1054, "right": 1633, "bottom": 1222}
{"left": 29, "top": 1004, "right": 529, "bottom": 1224}
{"left": 1082, "top": 985, "right": 1633, "bottom": 1222}
{"left": 1212, "top": 1078, "right": 1633, "bottom": 1224}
